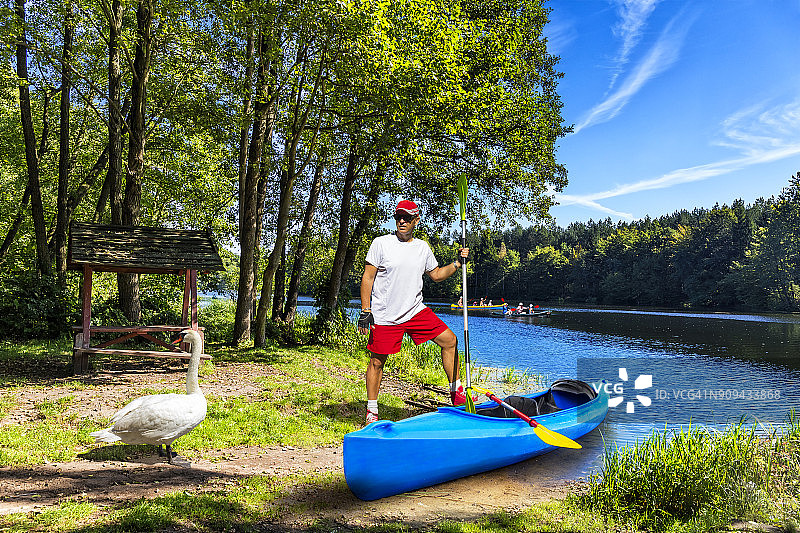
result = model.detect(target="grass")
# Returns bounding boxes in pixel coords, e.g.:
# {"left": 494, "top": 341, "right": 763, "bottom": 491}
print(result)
{"left": 0, "top": 472, "right": 620, "bottom": 533}
{"left": 578, "top": 421, "right": 800, "bottom": 531}
{"left": 0, "top": 394, "right": 98, "bottom": 464}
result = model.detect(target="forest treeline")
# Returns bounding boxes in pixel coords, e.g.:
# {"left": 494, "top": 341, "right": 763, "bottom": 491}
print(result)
{"left": 0, "top": 0, "right": 570, "bottom": 341}
{"left": 415, "top": 174, "right": 800, "bottom": 312}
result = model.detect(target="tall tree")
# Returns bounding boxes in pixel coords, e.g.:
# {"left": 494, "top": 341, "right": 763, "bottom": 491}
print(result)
{"left": 55, "top": 0, "right": 75, "bottom": 277}
{"left": 233, "top": 27, "right": 280, "bottom": 344}
{"left": 118, "top": 0, "right": 154, "bottom": 323}
{"left": 14, "top": 0, "right": 52, "bottom": 277}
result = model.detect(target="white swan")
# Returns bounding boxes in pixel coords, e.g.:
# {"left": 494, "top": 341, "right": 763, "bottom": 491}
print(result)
{"left": 90, "top": 329, "right": 207, "bottom": 467}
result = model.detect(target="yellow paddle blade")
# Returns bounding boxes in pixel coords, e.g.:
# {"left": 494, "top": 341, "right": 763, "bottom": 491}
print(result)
{"left": 465, "top": 387, "right": 476, "bottom": 414}
{"left": 532, "top": 424, "right": 582, "bottom": 449}
{"left": 472, "top": 385, "right": 582, "bottom": 449}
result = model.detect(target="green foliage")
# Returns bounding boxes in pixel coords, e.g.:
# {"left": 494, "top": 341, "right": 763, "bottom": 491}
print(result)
{"left": 198, "top": 298, "right": 236, "bottom": 343}
{"left": 0, "top": 273, "right": 74, "bottom": 338}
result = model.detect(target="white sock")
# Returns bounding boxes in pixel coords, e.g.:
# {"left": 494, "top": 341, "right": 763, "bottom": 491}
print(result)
{"left": 367, "top": 399, "right": 378, "bottom": 414}
{"left": 450, "top": 380, "right": 462, "bottom": 392}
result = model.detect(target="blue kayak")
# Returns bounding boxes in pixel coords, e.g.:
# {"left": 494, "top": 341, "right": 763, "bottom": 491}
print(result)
{"left": 343, "top": 380, "right": 608, "bottom": 500}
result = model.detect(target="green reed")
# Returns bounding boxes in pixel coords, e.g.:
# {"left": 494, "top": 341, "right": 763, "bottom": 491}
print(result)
{"left": 580, "top": 423, "right": 772, "bottom": 531}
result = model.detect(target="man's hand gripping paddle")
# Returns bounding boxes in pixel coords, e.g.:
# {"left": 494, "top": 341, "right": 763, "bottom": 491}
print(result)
{"left": 472, "top": 386, "right": 582, "bottom": 449}
{"left": 457, "top": 175, "right": 475, "bottom": 414}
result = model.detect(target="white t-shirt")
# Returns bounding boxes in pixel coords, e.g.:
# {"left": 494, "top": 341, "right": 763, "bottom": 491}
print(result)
{"left": 365, "top": 233, "right": 439, "bottom": 325}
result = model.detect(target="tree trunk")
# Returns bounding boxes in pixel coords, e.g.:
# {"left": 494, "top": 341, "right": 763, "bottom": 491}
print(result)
{"left": 233, "top": 31, "right": 278, "bottom": 345}
{"left": 104, "top": 0, "right": 124, "bottom": 226}
{"left": 252, "top": 143, "right": 274, "bottom": 310}
{"left": 282, "top": 148, "right": 326, "bottom": 324}
{"left": 340, "top": 160, "right": 387, "bottom": 297}
{"left": 321, "top": 136, "right": 359, "bottom": 317}
{"left": 15, "top": 0, "right": 52, "bottom": 277}
{"left": 238, "top": 3, "right": 256, "bottom": 242}
{"left": 118, "top": 0, "right": 153, "bottom": 323}
{"left": 55, "top": 0, "right": 74, "bottom": 278}
{"left": 271, "top": 241, "right": 286, "bottom": 319}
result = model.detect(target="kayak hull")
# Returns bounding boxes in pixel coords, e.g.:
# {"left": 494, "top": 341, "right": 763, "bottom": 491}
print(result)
{"left": 343, "top": 387, "right": 608, "bottom": 500}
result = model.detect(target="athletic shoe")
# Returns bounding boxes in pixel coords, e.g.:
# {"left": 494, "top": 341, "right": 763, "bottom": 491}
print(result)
{"left": 366, "top": 410, "right": 379, "bottom": 424}
{"left": 451, "top": 386, "right": 478, "bottom": 406}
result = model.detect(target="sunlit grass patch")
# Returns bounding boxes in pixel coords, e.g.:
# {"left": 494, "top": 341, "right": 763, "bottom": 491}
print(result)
{"left": 179, "top": 393, "right": 361, "bottom": 452}
{"left": 0, "top": 392, "right": 17, "bottom": 420}
{"left": 85, "top": 471, "right": 343, "bottom": 532}
{"left": 0, "top": 500, "right": 98, "bottom": 532}
{"left": 435, "top": 500, "right": 619, "bottom": 532}
{"left": 0, "top": 416, "right": 97, "bottom": 465}
{"left": 0, "top": 337, "right": 71, "bottom": 363}
{"left": 0, "top": 394, "right": 99, "bottom": 465}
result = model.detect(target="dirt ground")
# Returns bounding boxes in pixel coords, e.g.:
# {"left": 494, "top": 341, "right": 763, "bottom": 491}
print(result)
{"left": 0, "top": 356, "right": 591, "bottom": 530}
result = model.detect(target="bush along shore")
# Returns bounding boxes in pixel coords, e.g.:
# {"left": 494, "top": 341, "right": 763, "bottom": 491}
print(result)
{"left": 0, "top": 314, "right": 796, "bottom": 531}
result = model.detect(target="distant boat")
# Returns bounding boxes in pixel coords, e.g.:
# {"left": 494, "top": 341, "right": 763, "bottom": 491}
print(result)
{"left": 451, "top": 303, "right": 506, "bottom": 310}
{"left": 491, "top": 310, "right": 553, "bottom": 318}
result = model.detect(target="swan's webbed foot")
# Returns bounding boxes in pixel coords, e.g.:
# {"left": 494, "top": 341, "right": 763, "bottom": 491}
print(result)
{"left": 165, "top": 444, "right": 191, "bottom": 468}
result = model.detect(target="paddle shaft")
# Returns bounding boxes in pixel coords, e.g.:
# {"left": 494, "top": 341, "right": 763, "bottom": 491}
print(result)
{"left": 482, "top": 389, "right": 541, "bottom": 428}
{"left": 460, "top": 219, "right": 471, "bottom": 391}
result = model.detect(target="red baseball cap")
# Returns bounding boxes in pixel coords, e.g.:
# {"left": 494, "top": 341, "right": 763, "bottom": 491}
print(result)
{"left": 395, "top": 200, "right": 420, "bottom": 216}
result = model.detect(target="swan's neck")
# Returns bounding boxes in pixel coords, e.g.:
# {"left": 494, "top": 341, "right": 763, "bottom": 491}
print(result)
{"left": 186, "top": 337, "right": 203, "bottom": 395}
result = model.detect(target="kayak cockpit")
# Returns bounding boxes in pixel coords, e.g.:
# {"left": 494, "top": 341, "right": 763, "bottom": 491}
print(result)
{"left": 474, "top": 379, "right": 597, "bottom": 419}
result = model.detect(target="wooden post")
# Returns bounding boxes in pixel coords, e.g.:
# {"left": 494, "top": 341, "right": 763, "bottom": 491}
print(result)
{"left": 74, "top": 265, "right": 92, "bottom": 374}
{"left": 181, "top": 268, "right": 190, "bottom": 327}
{"left": 190, "top": 269, "right": 198, "bottom": 330}
{"left": 180, "top": 269, "right": 191, "bottom": 352}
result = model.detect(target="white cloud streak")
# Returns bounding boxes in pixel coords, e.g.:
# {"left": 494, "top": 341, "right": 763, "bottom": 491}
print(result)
{"left": 607, "top": 0, "right": 661, "bottom": 89}
{"left": 574, "top": 12, "right": 692, "bottom": 134}
{"left": 557, "top": 99, "right": 800, "bottom": 219}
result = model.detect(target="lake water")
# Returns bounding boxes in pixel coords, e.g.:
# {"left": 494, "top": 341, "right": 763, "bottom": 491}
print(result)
{"left": 299, "top": 298, "right": 800, "bottom": 477}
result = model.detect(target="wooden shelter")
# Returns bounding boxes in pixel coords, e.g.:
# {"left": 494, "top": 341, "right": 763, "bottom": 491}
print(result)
{"left": 68, "top": 222, "right": 225, "bottom": 374}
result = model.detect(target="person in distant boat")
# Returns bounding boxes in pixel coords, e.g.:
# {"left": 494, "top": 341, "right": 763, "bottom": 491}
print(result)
{"left": 503, "top": 303, "right": 510, "bottom": 315}
{"left": 359, "top": 200, "right": 471, "bottom": 425}
{"left": 457, "top": 296, "right": 463, "bottom": 307}
{"left": 516, "top": 302, "right": 524, "bottom": 313}
{"left": 487, "top": 300, "right": 493, "bottom": 306}
{"left": 528, "top": 304, "right": 534, "bottom": 314}
{"left": 479, "top": 297, "right": 485, "bottom": 306}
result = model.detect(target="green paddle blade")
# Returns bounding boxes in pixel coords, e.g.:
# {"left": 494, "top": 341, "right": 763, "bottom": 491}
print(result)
{"left": 465, "top": 386, "right": 476, "bottom": 414}
{"left": 458, "top": 174, "right": 467, "bottom": 220}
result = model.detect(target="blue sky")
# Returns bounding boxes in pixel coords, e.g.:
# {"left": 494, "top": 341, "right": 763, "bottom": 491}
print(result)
{"left": 545, "top": 1, "right": 800, "bottom": 226}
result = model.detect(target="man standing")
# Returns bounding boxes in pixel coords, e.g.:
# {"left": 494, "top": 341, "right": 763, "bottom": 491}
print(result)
{"left": 358, "top": 200, "right": 470, "bottom": 424}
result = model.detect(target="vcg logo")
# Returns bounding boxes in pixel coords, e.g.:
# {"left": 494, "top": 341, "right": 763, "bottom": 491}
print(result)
{"left": 592, "top": 368, "right": 653, "bottom": 413}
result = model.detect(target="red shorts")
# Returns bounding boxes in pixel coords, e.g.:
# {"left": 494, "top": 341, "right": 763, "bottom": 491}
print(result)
{"left": 367, "top": 307, "right": 449, "bottom": 355}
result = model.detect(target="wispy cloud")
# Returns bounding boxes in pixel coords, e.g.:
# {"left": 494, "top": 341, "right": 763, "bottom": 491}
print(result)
{"left": 607, "top": 0, "right": 661, "bottom": 90}
{"left": 557, "top": 99, "right": 800, "bottom": 218}
{"left": 574, "top": 11, "right": 693, "bottom": 134}
{"left": 544, "top": 16, "right": 577, "bottom": 58}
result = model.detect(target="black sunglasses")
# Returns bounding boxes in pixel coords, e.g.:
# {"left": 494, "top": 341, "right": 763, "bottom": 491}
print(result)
{"left": 394, "top": 213, "right": 417, "bottom": 223}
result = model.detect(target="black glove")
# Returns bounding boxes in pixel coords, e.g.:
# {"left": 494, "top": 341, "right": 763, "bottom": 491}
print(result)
{"left": 358, "top": 310, "right": 374, "bottom": 329}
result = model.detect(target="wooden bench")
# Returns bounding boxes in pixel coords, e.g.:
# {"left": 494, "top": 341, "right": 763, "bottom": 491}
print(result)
{"left": 71, "top": 326, "right": 211, "bottom": 373}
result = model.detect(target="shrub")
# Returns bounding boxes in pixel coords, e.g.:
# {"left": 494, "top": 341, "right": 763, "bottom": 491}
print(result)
{"left": 198, "top": 299, "right": 236, "bottom": 343}
{"left": 0, "top": 274, "right": 74, "bottom": 338}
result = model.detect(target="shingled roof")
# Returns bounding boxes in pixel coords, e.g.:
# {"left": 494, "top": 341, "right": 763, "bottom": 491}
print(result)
{"left": 68, "top": 222, "right": 225, "bottom": 274}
